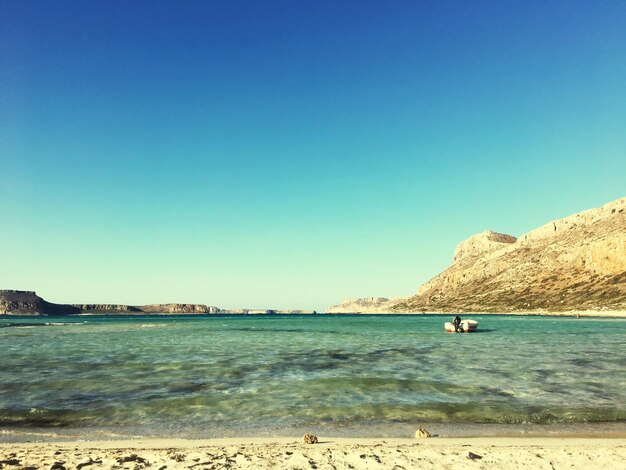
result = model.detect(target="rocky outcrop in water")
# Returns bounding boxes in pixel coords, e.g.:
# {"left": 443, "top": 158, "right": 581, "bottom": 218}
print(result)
{"left": 328, "top": 197, "right": 626, "bottom": 314}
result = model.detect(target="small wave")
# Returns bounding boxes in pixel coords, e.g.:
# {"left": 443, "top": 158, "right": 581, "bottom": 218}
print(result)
{"left": 0, "top": 323, "right": 47, "bottom": 328}
{"left": 0, "top": 322, "right": 85, "bottom": 328}
{"left": 0, "top": 429, "right": 63, "bottom": 438}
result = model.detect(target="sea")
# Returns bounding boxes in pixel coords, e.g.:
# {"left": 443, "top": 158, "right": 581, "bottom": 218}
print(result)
{"left": 1, "top": 314, "right": 625, "bottom": 441}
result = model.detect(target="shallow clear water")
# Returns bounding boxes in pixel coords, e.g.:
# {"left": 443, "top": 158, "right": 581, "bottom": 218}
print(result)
{"left": 1, "top": 314, "right": 625, "bottom": 439}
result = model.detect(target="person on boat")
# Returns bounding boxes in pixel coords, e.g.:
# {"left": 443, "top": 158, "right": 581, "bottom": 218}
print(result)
{"left": 452, "top": 315, "right": 462, "bottom": 332}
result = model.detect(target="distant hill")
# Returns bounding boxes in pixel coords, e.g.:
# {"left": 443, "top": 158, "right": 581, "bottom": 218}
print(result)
{"left": 0, "top": 290, "right": 81, "bottom": 315}
{"left": 328, "top": 197, "right": 626, "bottom": 314}
{"left": 0, "top": 291, "right": 316, "bottom": 315}
{"left": 0, "top": 290, "right": 220, "bottom": 315}
{"left": 327, "top": 297, "right": 402, "bottom": 314}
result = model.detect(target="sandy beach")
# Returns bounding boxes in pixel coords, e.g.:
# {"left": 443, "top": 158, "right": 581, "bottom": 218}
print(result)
{"left": 1, "top": 436, "right": 625, "bottom": 469}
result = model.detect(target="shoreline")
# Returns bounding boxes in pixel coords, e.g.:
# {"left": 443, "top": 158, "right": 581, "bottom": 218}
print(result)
{"left": 327, "top": 310, "right": 626, "bottom": 317}
{"left": 2, "top": 436, "right": 625, "bottom": 469}
{"left": 3, "top": 421, "right": 626, "bottom": 446}
{"left": 2, "top": 309, "right": 626, "bottom": 318}
{"left": 4, "top": 421, "right": 626, "bottom": 443}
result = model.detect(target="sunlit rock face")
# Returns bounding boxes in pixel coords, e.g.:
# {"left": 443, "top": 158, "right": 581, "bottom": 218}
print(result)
{"left": 327, "top": 297, "right": 397, "bottom": 313}
{"left": 390, "top": 197, "right": 626, "bottom": 313}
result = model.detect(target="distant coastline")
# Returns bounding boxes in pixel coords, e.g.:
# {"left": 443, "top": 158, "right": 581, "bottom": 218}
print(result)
{"left": 5, "top": 199, "right": 623, "bottom": 318}
{"left": 328, "top": 197, "right": 626, "bottom": 315}
{"left": 0, "top": 290, "right": 317, "bottom": 316}
{"left": 324, "top": 309, "right": 626, "bottom": 318}
{"left": 1, "top": 290, "right": 625, "bottom": 317}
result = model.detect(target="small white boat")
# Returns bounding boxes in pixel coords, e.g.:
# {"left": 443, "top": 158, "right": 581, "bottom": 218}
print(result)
{"left": 445, "top": 319, "right": 478, "bottom": 333}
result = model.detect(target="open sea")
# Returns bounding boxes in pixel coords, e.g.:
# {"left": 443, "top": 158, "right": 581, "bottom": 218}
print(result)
{"left": 1, "top": 314, "right": 625, "bottom": 441}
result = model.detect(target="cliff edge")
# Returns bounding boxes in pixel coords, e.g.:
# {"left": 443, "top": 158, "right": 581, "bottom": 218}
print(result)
{"left": 0, "top": 291, "right": 220, "bottom": 315}
{"left": 326, "top": 297, "right": 400, "bottom": 313}
{"left": 0, "top": 291, "right": 310, "bottom": 315}
{"left": 390, "top": 197, "right": 626, "bottom": 313}
{"left": 0, "top": 290, "right": 81, "bottom": 315}
{"left": 327, "top": 197, "right": 626, "bottom": 314}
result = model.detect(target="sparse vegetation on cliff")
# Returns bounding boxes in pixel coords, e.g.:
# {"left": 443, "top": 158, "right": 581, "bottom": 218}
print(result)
{"left": 328, "top": 197, "right": 626, "bottom": 314}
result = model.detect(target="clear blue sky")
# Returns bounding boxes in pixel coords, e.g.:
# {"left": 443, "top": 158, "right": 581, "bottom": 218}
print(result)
{"left": 1, "top": 1, "right": 625, "bottom": 310}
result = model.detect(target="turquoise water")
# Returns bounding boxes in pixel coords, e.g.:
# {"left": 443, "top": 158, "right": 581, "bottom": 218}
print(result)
{"left": 1, "top": 314, "right": 625, "bottom": 439}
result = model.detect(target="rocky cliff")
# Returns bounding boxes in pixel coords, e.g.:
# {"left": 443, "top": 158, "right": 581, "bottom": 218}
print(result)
{"left": 0, "top": 291, "right": 81, "bottom": 315}
{"left": 326, "top": 297, "right": 400, "bottom": 313}
{"left": 140, "top": 304, "right": 221, "bottom": 314}
{"left": 390, "top": 197, "right": 626, "bottom": 313}
{"left": 0, "top": 291, "right": 309, "bottom": 315}
{"left": 0, "top": 291, "right": 221, "bottom": 315}
{"left": 73, "top": 304, "right": 141, "bottom": 313}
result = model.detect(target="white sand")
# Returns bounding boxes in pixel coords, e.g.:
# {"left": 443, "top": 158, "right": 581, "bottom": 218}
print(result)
{"left": 2, "top": 436, "right": 625, "bottom": 469}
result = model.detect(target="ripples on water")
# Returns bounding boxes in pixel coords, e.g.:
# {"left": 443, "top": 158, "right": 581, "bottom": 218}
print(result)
{"left": 0, "top": 314, "right": 625, "bottom": 438}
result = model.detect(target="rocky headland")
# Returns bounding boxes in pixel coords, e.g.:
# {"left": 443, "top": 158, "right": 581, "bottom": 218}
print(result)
{"left": 0, "top": 291, "right": 221, "bottom": 315}
{"left": 0, "top": 291, "right": 316, "bottom": 316}
{"left": 328, "top": 197, "right": 626, "bottom": 314}
{"left": 326, "top": 297, "right": 404, "bottom": 314}
{"left": 0, "top": 290, "right": 81, "bottom": 315}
